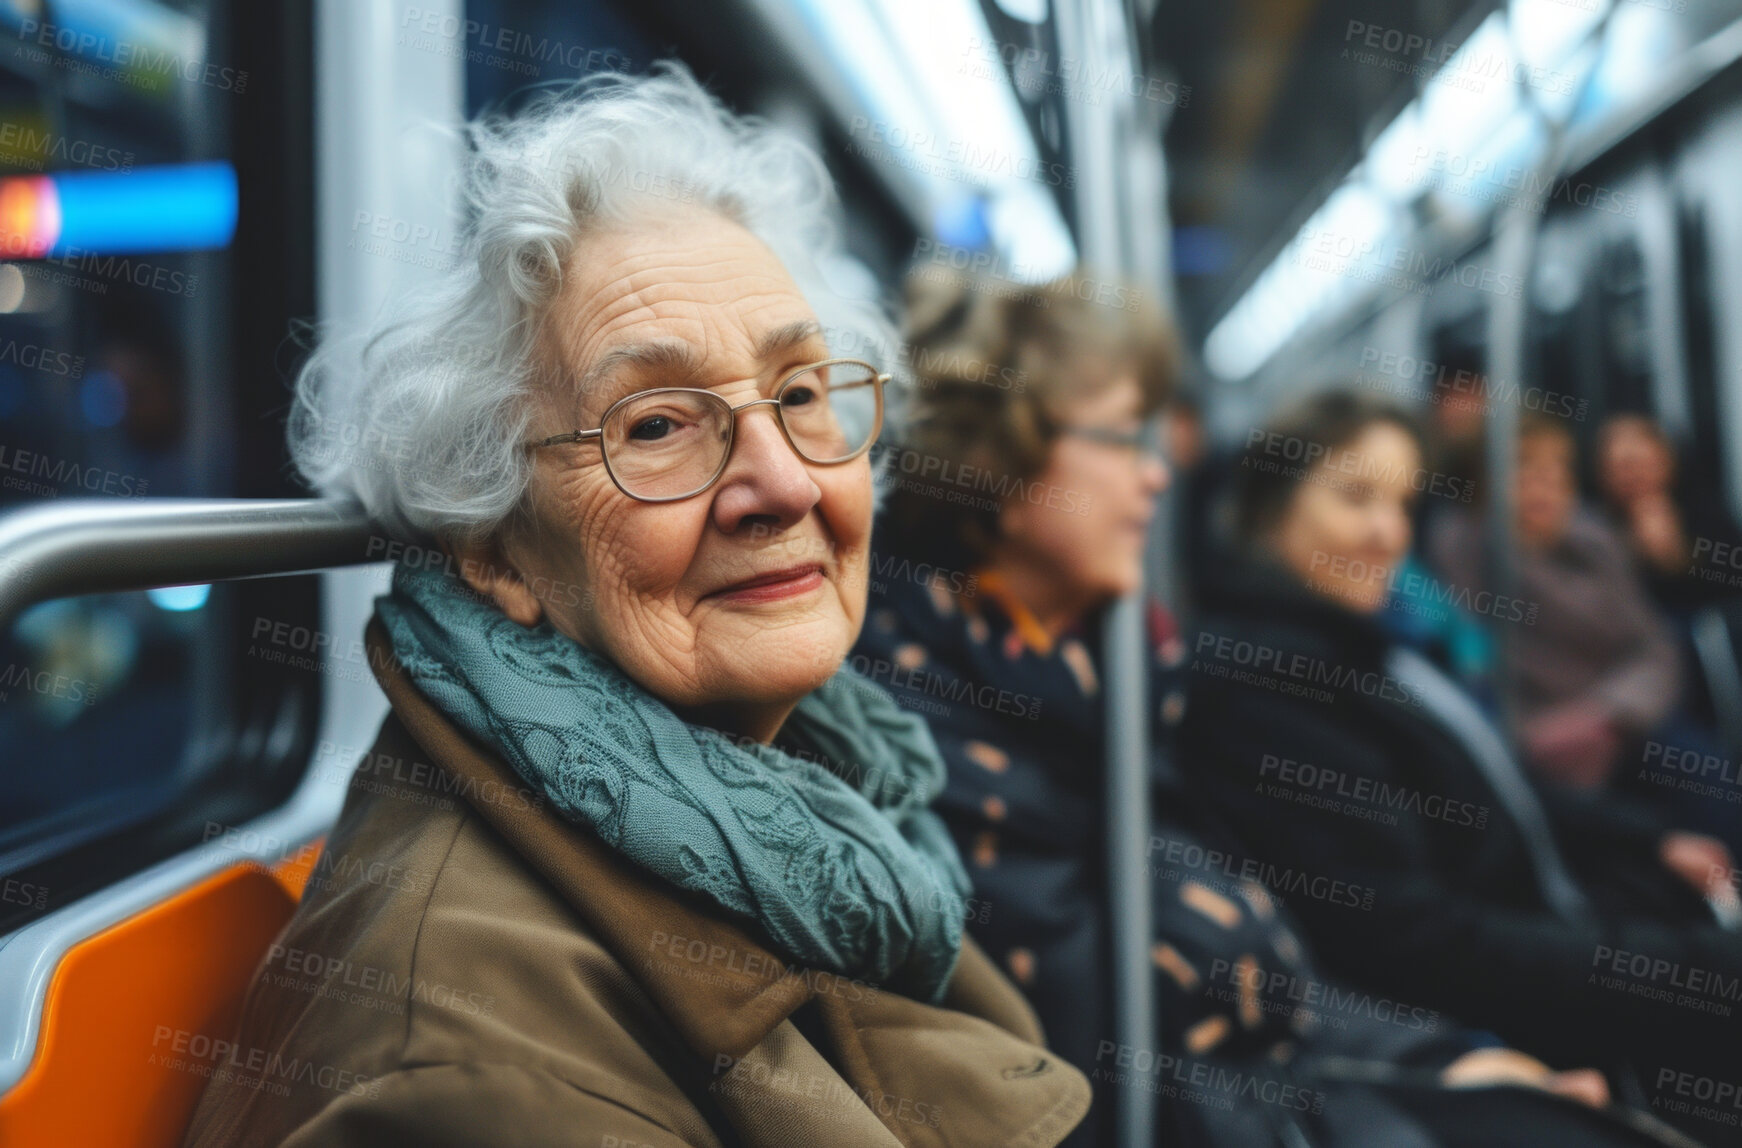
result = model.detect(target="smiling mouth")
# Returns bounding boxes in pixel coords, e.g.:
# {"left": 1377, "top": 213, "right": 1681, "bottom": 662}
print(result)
{"left": 705, "top": 564, "right": 826, "bottom": 604}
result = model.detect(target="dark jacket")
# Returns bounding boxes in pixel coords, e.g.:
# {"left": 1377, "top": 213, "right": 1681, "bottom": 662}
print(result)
{"left": 182, "top": 617, "right": 1092, "bottom": 1148}
{"left": 853, "top": 566, "right": 1694, "bottom": 1148}
{"left": 1176, "top": 559, "right": 1742, "bottom": 1080}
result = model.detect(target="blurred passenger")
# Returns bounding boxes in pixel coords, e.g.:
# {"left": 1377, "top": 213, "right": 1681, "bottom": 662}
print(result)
{"left": 1397, "top": 352, "right": 1497, "bottom": 684}
{"left": 1168, "top": 388, "right": 1209, "bottom": 474}
{"left": 859, "top": 288, "right": 1685, "bottom": 1147}
{"left": 1423, "top": 348, "right": 1489, "bottom": 505}
{"left": 1586, "top": 412, "right": 1742, "bottom": 855}
{"left": 1432, "top": 414, "right": 1681, "bottom": 790}
{"left": 1375, "top": 353, "right": 1502, "bottom": 701}
{"left": 184, "top": 67, "right": 1091, "bottom": 1148}
{"left": 1164, "top": 387, "right": 1223, "bottom": 615}
{"left": 1373, "top": 552, "right": 1497, "bottom": 702}
{"left": 1177, "top": 389, "right": 1742, "bottom": 1139}
{"left": 1595, "top": 412, "right": 1742, "bottom": 616}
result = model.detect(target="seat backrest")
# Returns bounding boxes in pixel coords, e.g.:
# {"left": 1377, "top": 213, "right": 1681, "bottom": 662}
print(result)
{"left": 0, "top": 848, "right": 315, "bottom": 1148}
{"left": 1691, "top": 604, "right": 1742, "bottom": 754}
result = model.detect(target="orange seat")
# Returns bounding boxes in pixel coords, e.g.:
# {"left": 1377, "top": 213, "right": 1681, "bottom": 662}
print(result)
{"left": 0, "top": 845, "right": 318, "bottom": 1148}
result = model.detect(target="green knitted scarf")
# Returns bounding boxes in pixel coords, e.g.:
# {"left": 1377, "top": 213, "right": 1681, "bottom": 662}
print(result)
{"left": 376, "top": 563, "right": 970, "bottom": 1002}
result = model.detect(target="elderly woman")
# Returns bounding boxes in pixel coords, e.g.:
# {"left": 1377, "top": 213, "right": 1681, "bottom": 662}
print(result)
{"left": 183, "top": 67, "right": 1089, "bottom": 1148}
{"left": 856, "top": 285, "right": 1697, "bottom": 1147}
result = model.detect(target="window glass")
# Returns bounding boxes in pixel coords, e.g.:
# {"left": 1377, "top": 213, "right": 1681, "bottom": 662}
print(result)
{"left": 0, "top": 0, "right": 235, "bottom": 864}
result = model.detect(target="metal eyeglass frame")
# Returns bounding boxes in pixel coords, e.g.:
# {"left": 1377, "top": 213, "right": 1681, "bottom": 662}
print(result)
{"left": 1053, "top": 414, "right": 1167, "bottom": 458}
{"left": 526, "top": 356, "right": 891, "bottom": 503}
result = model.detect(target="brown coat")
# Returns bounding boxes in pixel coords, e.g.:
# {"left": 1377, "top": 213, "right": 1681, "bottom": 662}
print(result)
{"left": 183, "top": 618, "right": 1089, "bottom": 1147}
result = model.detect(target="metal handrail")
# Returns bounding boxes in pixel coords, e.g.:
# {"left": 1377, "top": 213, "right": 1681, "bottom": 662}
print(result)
{"left": 1484, "top": 8, "right": 1618, "bottom": 749}
{"left": 0, "top": 497, "right": 379, "bottom": 628}
{"left": 0, "top": 495, "right": 383, "bottom": 1096}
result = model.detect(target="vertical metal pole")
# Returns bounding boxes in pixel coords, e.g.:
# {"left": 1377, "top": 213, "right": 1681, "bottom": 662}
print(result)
{"left": 312, "top": 0, "right": 464, "bottom": 760}
{"left": 1485, "top": 0, "right": 1613, "bottom": 740}
{"left": 1053, "top": 3, "right": 1158, "bottom": 1145}
{"left": 1486, "top": 204, "right": 1529, "bottom": 741}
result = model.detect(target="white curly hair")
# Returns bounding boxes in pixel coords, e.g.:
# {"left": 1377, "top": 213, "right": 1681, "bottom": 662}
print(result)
{"left": 289, "top": 62, "right": 901, "bottom": 545}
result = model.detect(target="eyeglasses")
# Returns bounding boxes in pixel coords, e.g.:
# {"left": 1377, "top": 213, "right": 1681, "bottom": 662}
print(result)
{"left": 1054, "top": 416, "right": 1166, "bottom": 459}
{"left": 527, "top": 357, "right": 889, "bottom": 503}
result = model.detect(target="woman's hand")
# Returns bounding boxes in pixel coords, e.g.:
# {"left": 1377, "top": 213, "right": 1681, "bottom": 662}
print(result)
{"left": 1441, "top": 1048, "right": 1610, "bottom": 1108}
{"left": 1521, "top": 702, "right": 1621, "bottom": 788}
{"left": 1660, "top": 831, "right": 1737, "bottom": 901}
{"left": 1627, "top": 494, "right": 1689, "bottom": 572}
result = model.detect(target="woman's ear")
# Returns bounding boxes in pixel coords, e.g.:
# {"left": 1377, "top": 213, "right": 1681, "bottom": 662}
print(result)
{"left": 449, "top": 536, "right": 544, "bottom": 628}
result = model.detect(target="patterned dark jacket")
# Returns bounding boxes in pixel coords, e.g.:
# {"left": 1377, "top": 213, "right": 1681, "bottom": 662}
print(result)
{"left": 853, "top": 559, "right": 1481, "bottom": 1148}
{"left": 853, "top": 545, "right": 1713, "bottom": 1148}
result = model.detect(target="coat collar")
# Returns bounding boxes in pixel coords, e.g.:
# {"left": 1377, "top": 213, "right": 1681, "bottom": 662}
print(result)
{"left": 366, "top": 615, "right": 815, "bottom": 1062}
{"left": 1198, "top": 552, "right": 1395, "bottom": 666}
{"left": 364, "top": 615, "right": 1088, "bottom": 1148}
{"left": 970, "top": 568, "right": 1062, "bottom": 657}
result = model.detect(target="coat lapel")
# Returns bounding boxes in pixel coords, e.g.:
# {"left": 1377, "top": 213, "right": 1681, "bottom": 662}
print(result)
{"left": 815, "top": 964, "right": 1089, "bottom": 1148}
{"left": 366, "top": 615, "right": 1089, "bottom": 1146}
{"left": 706, "top": 1019, "right": 904, "bottom": 1148}
{"left": 367, "top": 617, "right": 813, "bottom": 1061}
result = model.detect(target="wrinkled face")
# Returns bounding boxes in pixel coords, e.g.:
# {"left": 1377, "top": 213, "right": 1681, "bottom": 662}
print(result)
{"left": 480, "top": 208, "right": 873, "bottom": 734}
{"left": 1270, "top": 422, "right": 1419, "bottom": 614}
{"left": 997, "top": 377, "right": 1169, "bottom": 604}
{"left": 1516, "top": 432, "right": 1577, "bottom": 546}
{"left": 1597, "top": 418, "right": 1673, "bottom": 504}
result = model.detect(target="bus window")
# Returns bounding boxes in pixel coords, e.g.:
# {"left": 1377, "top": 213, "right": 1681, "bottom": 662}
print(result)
{"left": 0, "top": 2, "right": 319, "bottom": 927}
{"left": 1598, "top": 235, "right": 1653, "bottom": 415}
